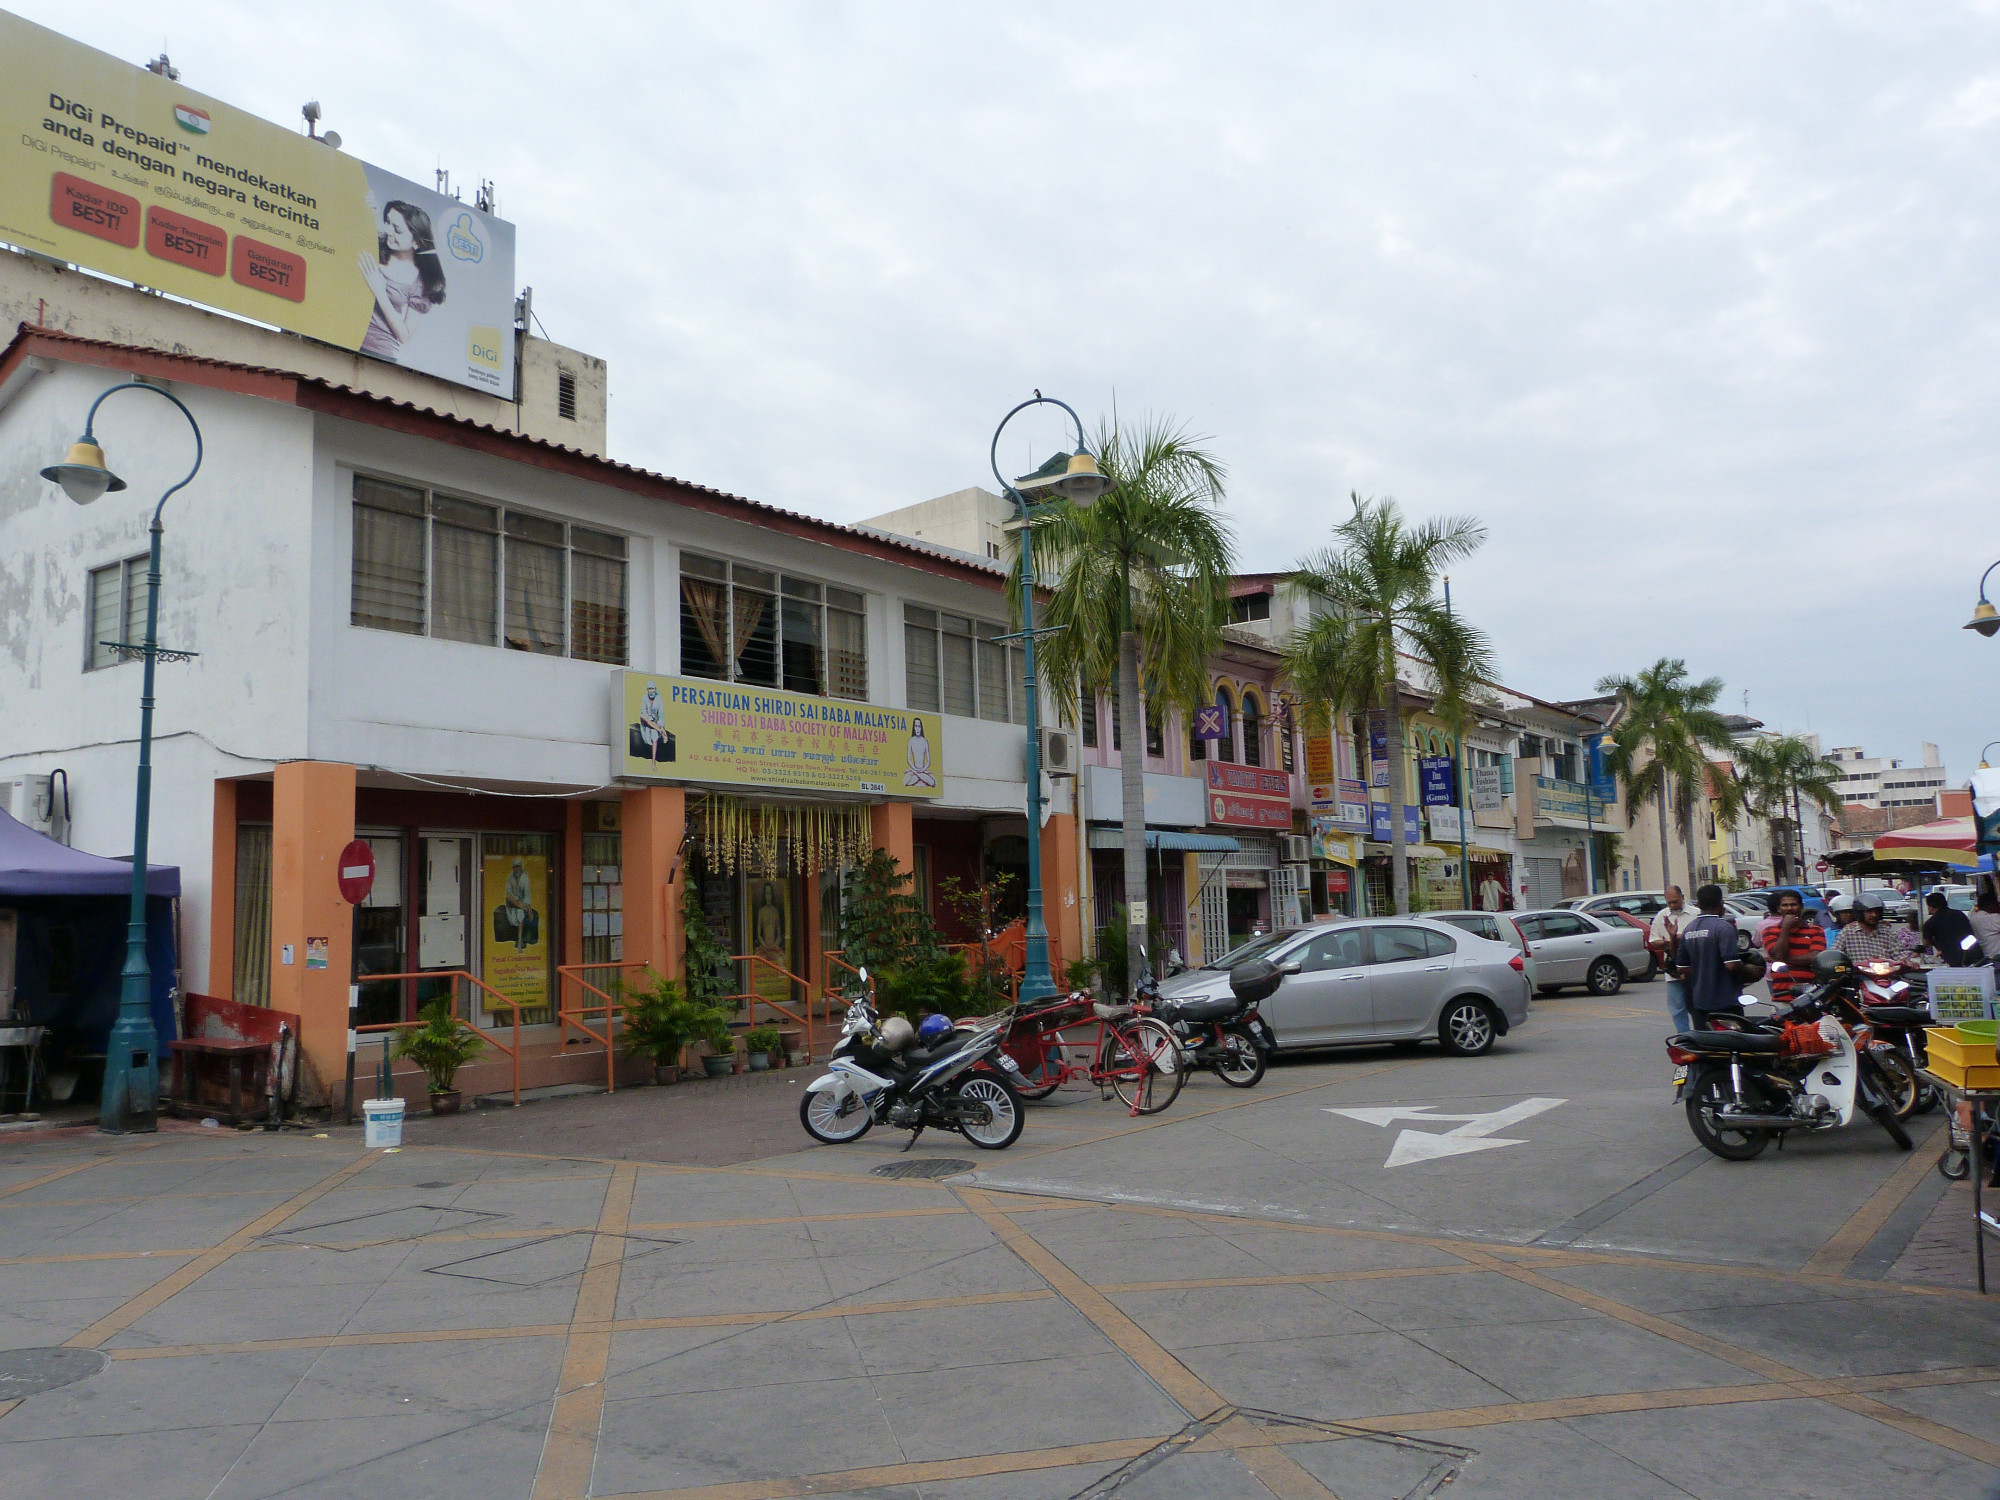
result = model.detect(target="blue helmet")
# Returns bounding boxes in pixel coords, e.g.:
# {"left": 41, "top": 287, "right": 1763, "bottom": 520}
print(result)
{"left": 917, "top": 1013, "right": 953, "bottom": 1045}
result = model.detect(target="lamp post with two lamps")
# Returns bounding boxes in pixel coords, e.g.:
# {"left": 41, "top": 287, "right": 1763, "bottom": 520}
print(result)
{"left": 41, "top": 383, "right": 203, "bottom": 1134}
{"left": 987, "top": 396, "right": 1111, "bottom": 1006}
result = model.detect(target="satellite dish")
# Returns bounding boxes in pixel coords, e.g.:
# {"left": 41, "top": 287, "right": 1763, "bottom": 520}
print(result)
{"left": 320, "top": 131, "right": 341, "bottom": 150}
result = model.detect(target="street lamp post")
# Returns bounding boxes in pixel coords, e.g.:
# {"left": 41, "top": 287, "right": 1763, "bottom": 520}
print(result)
{"left": 989, "top": 397, "right": 1111, "bottom": 1006}
{"left": 42, "top": 383, "right": 203, "bottom": 1134}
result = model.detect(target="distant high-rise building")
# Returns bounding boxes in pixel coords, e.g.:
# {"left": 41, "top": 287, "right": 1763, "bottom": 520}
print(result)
{"left": 1824, "top": 742, "right": 1948, "bottom": 810}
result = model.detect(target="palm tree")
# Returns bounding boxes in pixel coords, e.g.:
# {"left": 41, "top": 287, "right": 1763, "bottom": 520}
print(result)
{"left": 1284, "top": 497, "right": 1495, "bottom": 915}
{"left": 1735, "top": 736, "right": 1843, "bottom": 884}
{"left": 1593, "top": 659, "right": 1737, "bottom": 891}
{"left": 1029, "top": 416, "right": 1234, "bottom": 991}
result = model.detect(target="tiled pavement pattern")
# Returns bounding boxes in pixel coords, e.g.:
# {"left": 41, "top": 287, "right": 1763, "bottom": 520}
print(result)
{"left": 2, "top": 1115, "right": 1997, "bottom": 1499}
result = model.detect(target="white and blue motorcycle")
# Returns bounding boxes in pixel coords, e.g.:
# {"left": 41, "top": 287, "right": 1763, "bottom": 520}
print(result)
{"left": 800, "top": 976, "right": 1026, "bottom": 1151}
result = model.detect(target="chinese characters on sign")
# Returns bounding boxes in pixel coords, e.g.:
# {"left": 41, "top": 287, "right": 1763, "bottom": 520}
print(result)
{"left": 1206, "top": 762, "right": 1292, "bottom": 831}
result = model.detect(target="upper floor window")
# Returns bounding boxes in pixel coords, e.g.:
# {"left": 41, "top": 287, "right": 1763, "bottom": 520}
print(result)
{"left": 1241, "top": 692, "right": 1263, "bottom": 768}
{"left": 1228, "top": 593, "right": 1270, "bottom": 623}
{"left": 1080, "top": 689, "right": 1099, "bottom": 749}
{"left": 903, "top": 604, "right": 1023, "bottom": 723}
{"left": 682, "top": 553, "right": 865, "bottom": 698}
{"left": 85, "top": 554, "right": 148, "bottom": 671}
{"left": 350, "top": 474, "right": 627, "bottom": 664}
{"left": 1213, "top": 687, "right": 1236, "bottom": 763}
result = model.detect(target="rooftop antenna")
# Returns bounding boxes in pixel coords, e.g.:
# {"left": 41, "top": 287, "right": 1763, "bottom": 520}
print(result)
{"left": 475, "top": 179, "right": 497, "bottom": 215}
{"left": 301, "top": 100, "right": 340, "bottom": 150}
{"left": 144, "top": 53, "right": 179, "bottom": 81}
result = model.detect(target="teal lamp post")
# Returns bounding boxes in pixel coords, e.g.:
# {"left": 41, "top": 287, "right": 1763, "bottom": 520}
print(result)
{"left": 42, "top": 382, "right": 203, "bottom": 1134}
{"left": 989, "top": 396, "right": 1112, "bottom": 1005}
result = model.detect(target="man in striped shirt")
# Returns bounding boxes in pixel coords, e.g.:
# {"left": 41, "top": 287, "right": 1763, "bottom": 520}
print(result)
{"left": 1763, "top": 888, "right": 1825, "bottom": 1005}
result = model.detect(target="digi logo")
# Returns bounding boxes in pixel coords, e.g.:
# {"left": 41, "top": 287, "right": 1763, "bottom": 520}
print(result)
{"left": 467, "top": 327, "right": 504, "bottom": 370}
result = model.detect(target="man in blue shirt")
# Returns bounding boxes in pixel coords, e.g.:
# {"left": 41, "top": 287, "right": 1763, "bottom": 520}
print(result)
{"left": 1675, "top": 884, "right": 1747, "bottom": 1026}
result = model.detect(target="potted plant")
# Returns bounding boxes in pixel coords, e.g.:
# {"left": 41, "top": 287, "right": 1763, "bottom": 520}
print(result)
{"left": 700, "top": 1018, "right": 737, "bottom": 1078}
{"left": 619, "top": 974, "right": 705, "bottom": 1085}
{"left": 393, "top": 998, "right": 486, "bottom": 1115}
{"left": 774, "top": 1026, "right": 805, "bottom": 1066}
{"left": 743, "top": 1025, "right": 781, "bottom": 1072}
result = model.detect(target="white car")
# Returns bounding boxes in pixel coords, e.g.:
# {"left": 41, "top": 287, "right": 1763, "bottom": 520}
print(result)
{"left": 1511, "top": 908, "right": 1655, "bottom": 995}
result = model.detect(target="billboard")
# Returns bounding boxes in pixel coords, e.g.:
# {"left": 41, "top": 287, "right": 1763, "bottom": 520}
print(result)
{"left": 1206, "top": 762, "right": 1291, "bottom": 831}
{"left": 0, "top": 12, "right": 516, "bottom": 396}
{"left": 613, "top": 673, "right": 945, "bottom": 799}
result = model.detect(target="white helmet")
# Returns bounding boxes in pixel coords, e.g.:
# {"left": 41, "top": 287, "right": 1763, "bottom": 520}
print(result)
{"left": 877, "top": 1016, "right": 915, "bottom": 1052}
{"left": 1827, "top": 894, "right": 1854, "bottom": 913}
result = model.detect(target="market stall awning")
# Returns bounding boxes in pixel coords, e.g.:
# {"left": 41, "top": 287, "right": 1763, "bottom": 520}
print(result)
{"left": 0, "top": 808, "right": 179, "bottom": 896}
{"left": 1874, "top": 816, "right": 1977, "bottom": 870}
{"left": 1087, "top": 829, "right": 1241, "bottom": 854}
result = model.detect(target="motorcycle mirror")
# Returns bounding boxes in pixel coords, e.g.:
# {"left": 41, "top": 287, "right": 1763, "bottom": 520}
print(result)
{"left": 857, "top": 966, "right": 869, "bottom": 982}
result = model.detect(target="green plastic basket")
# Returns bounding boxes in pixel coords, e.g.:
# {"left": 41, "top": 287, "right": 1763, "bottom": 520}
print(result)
{"left": 1953, "top": 1019, "right": 1999, "bottom": 1044}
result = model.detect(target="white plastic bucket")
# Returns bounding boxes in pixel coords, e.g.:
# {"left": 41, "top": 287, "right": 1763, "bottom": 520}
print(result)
{"left": 362, "top": 1097, "right": 405, "bottom": 1149}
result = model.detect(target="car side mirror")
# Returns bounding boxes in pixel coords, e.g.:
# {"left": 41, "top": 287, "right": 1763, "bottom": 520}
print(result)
{"left": 1276, "top": 961, "right": 1303, "bottom": 976}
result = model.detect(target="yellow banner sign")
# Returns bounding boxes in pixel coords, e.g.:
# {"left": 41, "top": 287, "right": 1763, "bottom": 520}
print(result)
{"left": 615, "top": 673, "right": 943, "bottom": 798}
{"left": 0, "top": 12, "right": 516, "bottom": 396}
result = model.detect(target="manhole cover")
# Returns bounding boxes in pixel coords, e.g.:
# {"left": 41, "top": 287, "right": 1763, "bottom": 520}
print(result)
{"left": 0, "top": 1348, "right": 107, "bottom": 1399}
{"left": 871, "top": 1159, "right": 973, "bottom": 1180}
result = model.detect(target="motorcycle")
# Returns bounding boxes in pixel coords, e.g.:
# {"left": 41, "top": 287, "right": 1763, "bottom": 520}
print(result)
{"left": 1667, "top": 961, "right": 1914, "bottom": 1161}
{"left": 1850, "top": 957, "right": 1943, "bottom": 1118}
{"left": 1142, "top": 967, "right": 1273, "bottom": 1088}
{"left": 800, "top": 974, "right": 1028, "bottom": 1151}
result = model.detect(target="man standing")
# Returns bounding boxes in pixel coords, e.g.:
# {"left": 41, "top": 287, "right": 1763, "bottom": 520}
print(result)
{"left": 1764, "top": 889, "right": 1826, "bottom": 1005}
{"left": 1921, "top": 891, "right": 1980, "bottom": 967}
{"left": 1676, "top": 884, "right": 1748, "bottom": 1028}
{"left": 1648, "top": 886, "right": 1698, "bottom": 1037}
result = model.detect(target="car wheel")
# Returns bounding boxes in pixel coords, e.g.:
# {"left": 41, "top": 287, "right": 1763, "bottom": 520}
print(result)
{"left": 1735, "top": 929, "right": 1752, "bottom": 955}
{"left": 1585, "top": 957, "right": 1625, "bottom": 996}
{"left": 1438, "top": 999, "right": 1497, "bottom": 1056}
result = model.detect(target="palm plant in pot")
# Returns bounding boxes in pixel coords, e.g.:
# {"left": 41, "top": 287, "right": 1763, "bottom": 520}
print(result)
{"left": 618, "top": 974, "right": 713, "bottom": 1085}
{"left": 743, "top": 1026, "right": 781, "bottom": 1072}
{"left": 700, "top": 1015, "right": 738, "bottom": 1078}
{"left": 393, "top": 998, "right": 486, "bottom": 1114}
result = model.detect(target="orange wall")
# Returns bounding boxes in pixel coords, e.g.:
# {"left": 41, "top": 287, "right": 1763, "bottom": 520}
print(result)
{"left": 1044, "top": 810, "right": 1081, "bottom": 978}
{"left": 269, "top": 761, "right": 356, "bottom": 1103}
{"left": 621, "top": 786, "right": 686, "bottom": 981}
{"left": 870, "top": 801, "right": 914, "bottom": 873}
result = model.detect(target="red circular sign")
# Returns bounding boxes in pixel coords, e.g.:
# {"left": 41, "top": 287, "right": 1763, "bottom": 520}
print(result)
{"left": 1815, "top": 859, "right": 1830, "bottom": 874}
{"left": 337, "top": 839, "right": 376, "bottom": 904}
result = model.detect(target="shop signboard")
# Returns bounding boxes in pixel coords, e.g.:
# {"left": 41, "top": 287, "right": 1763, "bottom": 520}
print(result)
{"left": 1193, "top": 703, "right": 1226, "bottom": 741}
{"left": 481, "top": 851, "right": 549, "bottom": 1016}
{"left": 1335, "top": 778, "right": 1370, "bottom": 831}
{"left": 1, "top": 13, "right": 517, "bottom": 396}
{"left": 1428, "top": 804, "right": 1463, "bottom": 843}
{"left": 1471, "top": 764, "right": 1504, "bottom": 812}
{"left": 1306, "top": 733, "right": 1336, "bottom": 809}
{"left": 1206, "top": 762, "right": 1291, "bottom": 831}
{"left": 1533, "top": 776, "right": 1609, "bottom": 825}
{"left": 1370, "top": 803, "right": 1422, "bottom": 842}
{"left": 613, "top": 671, "right": 944, "bottom": 798}
{"left": 1419, "top": 756, "right": 1456, "bottom": 806}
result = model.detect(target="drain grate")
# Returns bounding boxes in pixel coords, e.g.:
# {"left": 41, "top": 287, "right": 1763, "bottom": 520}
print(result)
{"left": 871, "top": 1159, "right": 973, "bottom": 1180}
{"left": 0, "top": 1348, "right": 107, "bottom": 1399}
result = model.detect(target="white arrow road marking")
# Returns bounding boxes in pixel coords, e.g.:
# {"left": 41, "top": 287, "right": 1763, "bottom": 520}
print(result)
{"left": 1326, "top": 1096, "right": 1566, "bottom": 1168}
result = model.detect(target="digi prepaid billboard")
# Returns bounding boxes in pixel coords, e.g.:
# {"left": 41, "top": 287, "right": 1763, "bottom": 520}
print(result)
{"left": 0, "top": 11, "right": 516, "bottom": 397}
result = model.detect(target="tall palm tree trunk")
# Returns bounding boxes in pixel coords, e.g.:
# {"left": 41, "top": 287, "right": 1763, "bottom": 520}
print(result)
{"left": 1386, "top": 696, "right": 1409, "bottom": 914}
{"left": 1118, "top": 574, "right": 1147, "bottom": 993}
{"left": 1791, "top": 776, "right": 1807, "bottom": 882}
{"left": 1656, "top": 777, "right": 1672, "bottom": 893}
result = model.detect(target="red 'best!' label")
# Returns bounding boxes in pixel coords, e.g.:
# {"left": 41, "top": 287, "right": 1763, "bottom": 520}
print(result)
{"left": 145, "top": 207, "right": 226, "bottom": 276}
{"left": 51, "top": 172, "right": 140, "bottom": 248}
{"left": 230, "top": 236, "right": 306, "bottom": 302}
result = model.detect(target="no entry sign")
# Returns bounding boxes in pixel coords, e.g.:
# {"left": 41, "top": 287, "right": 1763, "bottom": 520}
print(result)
{"left": 1815, "top": 859, "right": 1830, "bottom": 874}
{"left": 337, "top": 839, "right": 375, "bottom": 904}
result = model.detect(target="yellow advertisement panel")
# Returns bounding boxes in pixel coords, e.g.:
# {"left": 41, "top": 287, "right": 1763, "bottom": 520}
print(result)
{"left": 0, "top": 11, "right": 516, "bottom": 396}
{"left": 481, "top": 852, "right": 550, "bottom": 1021}
{"left": 615, "top": 673, "right": 944, "bottom": 799}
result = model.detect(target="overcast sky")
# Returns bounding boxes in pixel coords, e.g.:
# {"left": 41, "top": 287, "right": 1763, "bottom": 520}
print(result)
{"left": 25, "top": 2, "right": 2000, "bottom": 783}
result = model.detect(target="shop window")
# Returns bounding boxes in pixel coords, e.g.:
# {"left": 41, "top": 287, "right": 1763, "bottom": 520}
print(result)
{"left": 1241, "top": 693, "right": 1263, "bottom": 768}
{"left": 684, "top": 553, "right": 866, "bottom": 699}
{"left": 1213, "top": 688, "right": 1236, "bottom": 763}
{"left": 581, "top": 829, "right": 623, "bottom": 966}
{"left": 84, "top": 553, "right": 149, "bottom": 670}
{"left": 902, "top": 603, "right": 1021, "bottom": 720}
{"left": 350, "top": 472, "right": 626, "bottom": 663}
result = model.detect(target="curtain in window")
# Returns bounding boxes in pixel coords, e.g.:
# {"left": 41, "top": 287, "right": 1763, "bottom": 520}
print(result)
{"left": 682, "top": 578, "right": 729, "bottom": 673}
{"left": 733, "top": 588, "right": 775, "bottom": 684}
{"left": 233, "top": 824, "right": 272, "bottom": 1006}
{"left": 351, "top": 506, "right": 425, "bottom": 633}
{"left": 572, "top": 552, "right": 628, "bottom": 664}
{"left": 827, "top": 605, "right": 867, "bottom": 699}
{"left": 505, "top": 539, "right": 566, "bottom": 653}
{"left": 431, "top": 522, "right": 496, "bottom": 644}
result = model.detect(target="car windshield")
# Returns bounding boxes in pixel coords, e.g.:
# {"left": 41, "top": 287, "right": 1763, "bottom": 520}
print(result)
{"left": 1202, "top": 931, "right": 1299, "bottom": 969}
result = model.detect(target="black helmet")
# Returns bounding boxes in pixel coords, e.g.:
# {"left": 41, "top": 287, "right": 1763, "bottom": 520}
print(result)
{"left": 1813, "top": 948, "right": 1853, "bottom": 982}
{"left": 1853, "top": 893, "right": 1886, "bottom": 912}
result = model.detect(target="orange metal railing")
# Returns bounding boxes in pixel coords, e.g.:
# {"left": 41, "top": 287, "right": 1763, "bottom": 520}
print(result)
{"left": 719, "top": 954, "right": 817, "bottom": 1063}
{"left": 351, "top": 969, "right": 521, "bottom": 1108}
{"left": 556, "top": 961, "right": 648, "bottom": 1092}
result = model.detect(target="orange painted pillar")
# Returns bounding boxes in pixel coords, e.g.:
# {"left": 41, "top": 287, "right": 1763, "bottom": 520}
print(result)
{"left": 1044, "top": 810, "right": 1081, "bottom": 981}
{"left": 269, "top": 761, "right": 356, "bottom": 1104}
{"left": 870, "top": 801, "right": 914, "bottom": 874}
{"left": 206, "top": 778, "right": 238, "bottom": 1001}
{"left": 563, "top": 801, "right": 585, "bottom": 978}
{"left": 621, "top": 786, "right": 686, "bottom": 982}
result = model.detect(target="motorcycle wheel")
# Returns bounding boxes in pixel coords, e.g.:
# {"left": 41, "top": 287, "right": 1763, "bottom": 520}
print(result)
{"left": 1213, "top": 1028, "right": 1267, "bottom": 1089}
{"left": 1104, "top": 1019, "right": 1186, "bottom": 1115}
{"left": 1685, "top": 1075, "right": 1772, "bottom": 1161}
{"left": 799, "top": 1087, "right": 873, "bottom": 1144}
{"left": 953, "top": 1074, "right": 1025, "bottom": 1150}
{"left": 1872, "top": 1049, "right": 1921, "bottom": 1121}
{"left": 1856, "top": 1058, "right": 1914, "bottom": 1151}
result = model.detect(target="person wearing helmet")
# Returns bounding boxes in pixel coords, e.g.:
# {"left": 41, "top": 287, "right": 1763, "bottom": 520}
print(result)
{"left": 1826, "top": 893, "right": 1856, "bottom": 931}
{"left": 1834, "top": 893, "right": 1916, "bottom": 967}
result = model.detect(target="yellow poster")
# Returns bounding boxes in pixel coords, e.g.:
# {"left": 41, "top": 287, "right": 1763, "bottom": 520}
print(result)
{"left": 481, "top": 852, "right": 549, "bottom": 1020}
{"left": 615, "top": 672, "right": 944, "bottom": 799}
{"left": 746, "top": 875, "right": 795, "bottom": 1008}
{"left": 0, "top": 13, "right": 516, "bottom": 396}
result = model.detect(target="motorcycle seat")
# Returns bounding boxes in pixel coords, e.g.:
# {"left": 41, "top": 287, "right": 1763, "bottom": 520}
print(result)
{"left": 1673, "top": 1030, "right": 1782, "bottom": 1054}
{"left": 1093, "top": 1002, "right": 1134, "bottom": 1021}
{"left": 1862, "top": 1005, "right": 1930, "bottom": 1026}
{"left": 1156, "top": 996, "right": 1238, "bottom": 1025}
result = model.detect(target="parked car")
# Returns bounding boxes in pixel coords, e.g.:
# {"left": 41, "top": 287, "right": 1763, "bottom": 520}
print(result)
{"left": 1159, "top": 918, "right": 1531, "bottom": 1057}
{"left": 1730, "top": 885, "right": 1832, "bottom": 924}
{"left": 1718, "top": 898, "right": 1766, "bottom": 954}
{"left": 1429, "top": 910, "right": 1538, "bottom": 990}
{"left": 1510, "top": 908, "right": 1653, "bottom": 995}
{"left": 1563, "top": 890, "right": 1670, "bottom": 923}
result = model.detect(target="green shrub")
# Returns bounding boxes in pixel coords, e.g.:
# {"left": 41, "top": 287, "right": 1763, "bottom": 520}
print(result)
{"left": 743, "top": 1025, "right": 782, "bottom": 1055}
{"left": 619, "top": 974, "right": 728, "bottom": 1067}
{"left": 393, "top": 999, "right": 486, "bottom": 1094}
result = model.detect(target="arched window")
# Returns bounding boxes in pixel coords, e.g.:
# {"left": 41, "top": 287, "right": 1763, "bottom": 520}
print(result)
{"left": 1214, "top": 687, "right": 1236, "bottom": 763}
{"left": 1242, "top": 692, "right": 1263, "bottom": 768}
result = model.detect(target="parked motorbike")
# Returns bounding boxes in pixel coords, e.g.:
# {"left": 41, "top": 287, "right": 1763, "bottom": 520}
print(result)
{"left": 1667, "top": 953, "right": 1914, "bottom": 1161}
{"left": 1848, "top": 957, "right": 1943, "bottom": 1118}
{"left": 800, "top": 975, "right": 1027, "bottom": 1150}
{"left": 1143, "top": 967, "right": 1273, "bottom": 1088}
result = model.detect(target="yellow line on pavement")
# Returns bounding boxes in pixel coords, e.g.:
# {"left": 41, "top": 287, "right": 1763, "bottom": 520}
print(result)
{"left": 1801, "top": 1135, "right": 1942, "bottom": 1277}
{"left": 0, "top": 1142, "right": 158, "bottom": 1200}
{"left": 533, "top": 1160, "right": 637, "bottom": 1500}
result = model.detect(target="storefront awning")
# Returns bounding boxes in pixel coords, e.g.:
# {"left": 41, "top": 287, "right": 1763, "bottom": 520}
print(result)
{"left": 1087, "top": 828, "right": 1241, "bottom": 854}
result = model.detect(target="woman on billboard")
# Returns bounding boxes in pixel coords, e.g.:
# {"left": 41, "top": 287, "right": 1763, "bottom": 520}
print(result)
{"left": 357, "top": 197, "right": 447, "bottom": 360}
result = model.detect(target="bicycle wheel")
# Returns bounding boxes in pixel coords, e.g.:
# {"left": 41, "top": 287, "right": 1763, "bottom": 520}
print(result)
{"left": 1010, "top": 1035, "right": 1064, "bottom": 1100}
{"left": 1105, "top": 1018, "right": 1185, "bottom": 1115}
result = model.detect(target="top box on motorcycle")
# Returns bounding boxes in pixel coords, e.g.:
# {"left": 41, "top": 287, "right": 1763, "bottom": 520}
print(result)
{"left": 1229, "top": 958, "right": 1285, "bottom": 1006}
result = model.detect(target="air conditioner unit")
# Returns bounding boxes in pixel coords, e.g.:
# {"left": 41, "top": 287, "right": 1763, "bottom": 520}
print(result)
{"left": 1279, "top": 833, "right": 1311, "bottom": 864}
{"left": 2, "top": 775, "right": 54, "bottom": 838}
{"left": 1040, "top": 727, "right": 1075, "bottom": 777}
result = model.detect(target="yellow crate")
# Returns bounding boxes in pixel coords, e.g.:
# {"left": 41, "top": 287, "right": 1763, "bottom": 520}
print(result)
{"left": 1928, "top": 1054, "right": 2000, "bottom": 1090}
{"left": 1926, "top": 1028, "right": 2000, "bottom": 1071}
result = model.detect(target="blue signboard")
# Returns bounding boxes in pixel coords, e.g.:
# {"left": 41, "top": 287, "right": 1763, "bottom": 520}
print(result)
{"left": 1370, "top": 802, "right": 1423, "bottom": 842}
{"left": 1193, "top": 704, "right": 1226, "bottom": 741}
{"left": 1586, "top": 735, "right": 1616, "bottom": 803}
{"left": 1419, "top": 756, "right": 1456, "bottom": 807}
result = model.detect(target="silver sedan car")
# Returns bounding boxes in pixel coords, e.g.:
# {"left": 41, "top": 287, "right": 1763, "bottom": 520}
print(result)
{"left": 1158, "top": 917, "right": 1532, "bottom": 1057}
{"left": 1511, "top": 908, "right": 1654, "bottom": 995}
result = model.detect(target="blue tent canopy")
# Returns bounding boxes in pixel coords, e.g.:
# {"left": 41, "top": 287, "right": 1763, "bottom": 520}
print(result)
{"left": 0, "top": 808, "right": 179, "bottom": 896}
